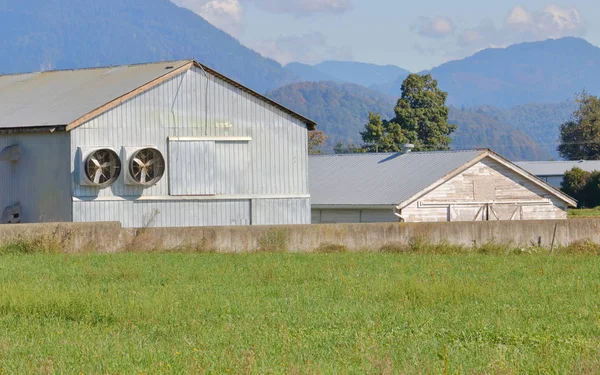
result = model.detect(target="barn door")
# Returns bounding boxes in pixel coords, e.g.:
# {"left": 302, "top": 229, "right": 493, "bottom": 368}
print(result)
{"left": 488, "top": 205, "right": 522, "bottom": 221}
{"left": 449, "top": 205, "right": 487, "bottom": 222}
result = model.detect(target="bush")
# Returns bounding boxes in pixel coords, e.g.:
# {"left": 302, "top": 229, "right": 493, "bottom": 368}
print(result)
{"left": 561, "top": 168, "right": 600, "bottom": 208}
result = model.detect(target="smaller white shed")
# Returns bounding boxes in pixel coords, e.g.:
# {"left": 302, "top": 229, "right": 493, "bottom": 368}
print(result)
{"left": 309, "top": 149, "right": 577, "bottom": 223}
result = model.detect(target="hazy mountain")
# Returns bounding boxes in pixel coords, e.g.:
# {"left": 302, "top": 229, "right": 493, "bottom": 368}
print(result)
{"left": 0, "top": 0, "right": 296, "bottom": 92}
{"left": 267, "top": 81, "right": 549, "bottom": 160}
{"left": 267, "top": 81, "right": 395, "bottom": 148}
{"left": 285, "top": 63, "right": 343, "bottom": 83}
{"left": 285, "top": 61, "right": 410, "bottom": 88}
{"left": 428, "top": 37, "right": 600, "bottom": 108}
{"left": 449, "top": 108, "right": 551, "bottom": 161}
{"left": 464, "top": 102, "right": 578, "bottom": 160}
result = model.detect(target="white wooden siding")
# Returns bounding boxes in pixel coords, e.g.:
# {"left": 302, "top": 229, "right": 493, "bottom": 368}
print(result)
{"left": 70, "top": 67, "right": 310, "bottom": 227}
{"left": 0, "top": 133, "right": 71, "bottom": 223}
{"left": 400, "top": 158, "right": 567, "bottom": 222}
{"left": 169, "top": 140, "right": 216, "bottom": 195}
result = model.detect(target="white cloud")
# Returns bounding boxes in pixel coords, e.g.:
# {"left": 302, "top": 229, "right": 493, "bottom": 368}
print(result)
{"left": 248, "top": 0, "right": 352, "bottom": 16}
{"left": 173, "top": 0, "right": 243, "bottom": 37}
{"left": 171, "top": 0, "right": 353, "bottom": 38}
{"left": 418, "top": 4, "right": 587, "bottom": 60}
{"left": 413, "top": 17, "right": 455, "bottom": 39}
{"left": 250, "top": 32, "right": 353, "bottom": 65}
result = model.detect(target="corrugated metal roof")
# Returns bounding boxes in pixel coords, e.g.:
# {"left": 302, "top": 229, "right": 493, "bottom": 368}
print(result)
{"left": 0, "top": 60, "right": 316, "bottom": 130}
{"left": 309, "top": 150, "right": 486, "bottom": 206}
{"left": 515, "top": 160, "right": 600, "bottom": 176}
{"left": 0, "top": 60, "right": 191, "bottom": 129}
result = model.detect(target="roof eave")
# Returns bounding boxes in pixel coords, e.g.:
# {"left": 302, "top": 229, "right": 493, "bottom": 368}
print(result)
{"left": 0, "top": 125, "right": 67, "bottom": 135}
{"left": 192, "top": 61, "right": 317, "bottom": 130}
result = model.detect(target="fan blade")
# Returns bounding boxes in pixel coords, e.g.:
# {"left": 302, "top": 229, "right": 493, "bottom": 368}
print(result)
{"left": 93, "top": 169, "right": 103, "bottom": 184}
{"left": 133, "top": 158, "right": 145, "bottom": 167}
{"left": 141, "top": 169, "right": 147, "bottom": 183}
{"left": 90, "top": 157, "right": 101, "bottom": 168}
{"left": 146, "top": 158, "right": 155, "bottom": 166}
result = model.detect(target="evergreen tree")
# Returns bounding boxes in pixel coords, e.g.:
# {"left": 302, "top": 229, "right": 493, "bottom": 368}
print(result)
{"left": 360, "top": 74, "right": 455, "bottom": 152}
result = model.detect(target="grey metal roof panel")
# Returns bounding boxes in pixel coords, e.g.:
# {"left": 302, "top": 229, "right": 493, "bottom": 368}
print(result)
{"left": 309, "top": 150, "right": 486, "bottom": 206}
{"left": 0, "top": 60, "right": 192, "bottom": 129}
{"left": 515, "top": 160, "right": 600, "bottom": 176}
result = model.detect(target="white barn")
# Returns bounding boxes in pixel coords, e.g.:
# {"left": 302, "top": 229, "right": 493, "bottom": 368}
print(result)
{"left": 0, "top": 60, "right": 315, "bottom": 227}
{"left": 309, "top": 150, "right": 576, "bottom": 223}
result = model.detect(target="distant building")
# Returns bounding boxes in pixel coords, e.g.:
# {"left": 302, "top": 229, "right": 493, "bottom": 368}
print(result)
{"left": 309, "top": 149, "right": 576, "bottom": 223}
{"left": 0, "top": 60, "right": 315, "bottom": 227}
{"left": 515, "top": 160, "right": 600, "bottom": 188}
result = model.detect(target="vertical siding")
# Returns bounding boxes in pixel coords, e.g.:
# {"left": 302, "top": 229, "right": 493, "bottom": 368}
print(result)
{"left": 0, "top": 133, "right": 71, "bottom": 223}
{"left": 169, "top": 141, "right": 216, "bottom": 195}
{"left": 73, "top": 200, "right": 251, "bottom": 228}
{"left": 252, "top": 198, "right": 311, "bottom": 225}
{"left": 70, "top": 67, "right": 310, "bottom": 227}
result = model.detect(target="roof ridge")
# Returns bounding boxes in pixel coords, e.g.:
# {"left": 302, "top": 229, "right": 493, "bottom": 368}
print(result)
{"left": 0, "top": 59, "right": 193, "bottom": 78}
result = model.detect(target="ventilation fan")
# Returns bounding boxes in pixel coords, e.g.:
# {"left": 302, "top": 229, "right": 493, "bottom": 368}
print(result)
{"left": 126, "top": 147, "right": 165, "bottom": 186}
{"left": 82, "top": 148, "right": 121, "bottom": 187}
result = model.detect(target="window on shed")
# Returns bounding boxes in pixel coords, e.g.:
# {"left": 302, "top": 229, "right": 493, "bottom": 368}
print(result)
{"left": 169, "top": 141, "right": 216, "bottom": 195}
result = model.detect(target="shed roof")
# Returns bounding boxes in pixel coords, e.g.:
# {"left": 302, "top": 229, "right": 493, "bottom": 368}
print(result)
{"left": 309, "top": 150, "right": 486, "bottom": 206}
{"left": 309, "top": 150, "right": 577, "bottom": 208}
{"left": 515, "top": 160, "right": 600, "bottom": 176}
{"left": 0, "top": 60, "right": 316, "bottom": 132}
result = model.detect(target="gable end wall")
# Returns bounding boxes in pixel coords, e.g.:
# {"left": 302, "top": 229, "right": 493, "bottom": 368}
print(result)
{"left": 70, "top": 67, "right": 310, "bottom": 227}
{"left": 401, "top": 158, "right": 568, "bottom": 222}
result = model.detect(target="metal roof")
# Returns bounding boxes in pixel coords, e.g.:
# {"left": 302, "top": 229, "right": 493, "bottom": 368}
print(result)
{"left": 515, "top": 160, "right": 600, "bottom": 176}
{"left": 0, "top": 60, "right": 316, "bottom": 131}
{"left": 309, "top": 150, "right": 486, "bottom": 206}
{"left": 0, "top": 60, "right": 191, "bottom": 129}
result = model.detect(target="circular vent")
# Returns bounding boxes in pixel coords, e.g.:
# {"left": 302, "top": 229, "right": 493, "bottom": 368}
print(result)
{"left": 85, "top": 149, "right": 121, "bottom": 187}
{"left": 129, "top": 148, "right": 165, "bottom": 186}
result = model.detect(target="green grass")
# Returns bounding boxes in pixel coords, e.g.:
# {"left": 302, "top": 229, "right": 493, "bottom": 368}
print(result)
{"left": 569, "top": 207, "right": 600, "bottom": 217}
{"left": 1, "top": 252, "right": 600, "bottom": 374}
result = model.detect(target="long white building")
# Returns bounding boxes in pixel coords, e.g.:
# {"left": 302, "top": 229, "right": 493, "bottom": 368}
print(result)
{"left": 0, "top": 60, "right": 315, "bottom": 227}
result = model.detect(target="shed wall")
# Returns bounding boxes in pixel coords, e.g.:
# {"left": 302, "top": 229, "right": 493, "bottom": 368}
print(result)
{"left": 0, "top": 133, "right": 71, "bottom": 223}
{"left": 70, "top": 67, "right": 310, "bottom": 227}
{"left": 400, "top": 158, "right": 568, "bottom": 222}
{"left": 311, "top": 209, "right": 398, "bottom": 224}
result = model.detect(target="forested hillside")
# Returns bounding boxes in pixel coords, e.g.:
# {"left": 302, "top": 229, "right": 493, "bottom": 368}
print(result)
{"left": 0, "top": 0, "right": 296, "bottom": 92}
{"left": 449, "top": 108, "right": 550, "bottom": 161}
{"left": 267, "top": 82, "right": 395, "bottom": 147}
{"left": 463, "top": 102, "right": 577, "bottom": 159}
{"left": 268, "top": 81, "right": 550, "bottom": 160}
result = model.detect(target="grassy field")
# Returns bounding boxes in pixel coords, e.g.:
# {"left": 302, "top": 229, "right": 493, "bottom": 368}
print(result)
{"left": 569, "top": 207, "right": 600, "bottom": 218}
{"left": 1, "top": 251, "right": 600, "bottom": 374}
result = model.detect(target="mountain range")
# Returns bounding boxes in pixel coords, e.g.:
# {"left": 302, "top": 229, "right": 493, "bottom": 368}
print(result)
{"left": 0, "top": 0, "right": 295, "bottom": 93}
{"left": 267, "top": 81, "right": 554, "bottom": 161}
{"left": 0, "top": 0, "right": 596, "bottom": 160}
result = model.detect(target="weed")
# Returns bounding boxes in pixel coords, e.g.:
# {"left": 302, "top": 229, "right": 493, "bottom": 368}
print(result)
{"left": 315, "top": 243, "right": 348, "bottom": 253}
{"left": 256, "top": 228, "right": 289, "bottom": 252}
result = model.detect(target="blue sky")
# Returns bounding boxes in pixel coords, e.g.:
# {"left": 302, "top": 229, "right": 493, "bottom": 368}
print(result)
{"left": 171, "top": 0, "right": 600, "bottom": 72}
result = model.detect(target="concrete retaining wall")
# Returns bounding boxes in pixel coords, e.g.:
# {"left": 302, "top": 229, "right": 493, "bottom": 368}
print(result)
{"left": 0, "top": 219, "right": 599, "bottom": 253}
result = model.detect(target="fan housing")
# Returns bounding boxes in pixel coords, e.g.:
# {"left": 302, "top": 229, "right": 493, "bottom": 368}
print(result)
{"left": 124, "top": 147, "right": 166, "bottom": 186}
{"left": 81, "top": 148, "right": 122, "bottom": 187}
